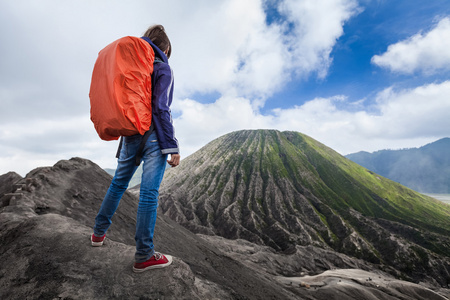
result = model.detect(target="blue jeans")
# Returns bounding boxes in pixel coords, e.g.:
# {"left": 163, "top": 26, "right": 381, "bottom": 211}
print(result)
{"left": 93, "top": 131, "right": 168, "bottom": 263}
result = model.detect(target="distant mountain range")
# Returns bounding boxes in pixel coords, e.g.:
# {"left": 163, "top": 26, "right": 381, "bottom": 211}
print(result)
{"left": 345, "top": 138, "right": 450, "bottom": 193}
{"left": 151, "top": 130, "right": 450, "bottom": 286}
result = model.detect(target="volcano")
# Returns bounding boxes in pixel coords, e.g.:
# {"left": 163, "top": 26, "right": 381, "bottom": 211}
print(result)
{"left": 158, "top": 130, "right": 450, "bottom": 286}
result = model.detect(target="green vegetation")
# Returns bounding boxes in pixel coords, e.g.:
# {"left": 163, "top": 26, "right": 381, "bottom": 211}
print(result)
{"left": 287, "top": 132, "right": 450, "bottom": 234}
{"left": 225, "top": 130, "right": 450, "bottom": 255}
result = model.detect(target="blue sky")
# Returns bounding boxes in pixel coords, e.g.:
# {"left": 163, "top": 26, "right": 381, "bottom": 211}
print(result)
{"left": 0, "top": 0, "right": 449, "bottom": 176}
{"left": 262, "top": 0, "right": 450, "bottom": 111}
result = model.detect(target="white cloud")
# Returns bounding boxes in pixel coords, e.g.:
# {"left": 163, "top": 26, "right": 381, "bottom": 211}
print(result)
{"left": 173, "top": 80, "right": 450, "bottom": 159}
{"left": 279, "top": 80, "right": 450, "bottom": 150}
{"left": 0, "top": 115, "right": 119, "bottom": 176}
{"left": 0, "top": 0, "right": 356, "bottom": 122}
{"left": 2, "top": 0, "right": 447, "bottom": 178}
{"left": 5, "top": 79, "right": 448, "bottom": 176}
{"left": 279, "top": 0, "right": 360, "bottom": 78}
{"left": 372, "top": 17, "right": 450, "bottom": 74}
{"left": 172, "top": 96, "right": 271, "bottom": 155}
{"left": 0, "top": 0, "right": 361, "bottom": 176}
{"left": 168, "top": 0, "right": 288, "bottom": 98}
{"left": 169, "top": 0, "right": 360, "bottom": 98}
{"left": 374, "top": 81, "right": 450, "bottom": 137}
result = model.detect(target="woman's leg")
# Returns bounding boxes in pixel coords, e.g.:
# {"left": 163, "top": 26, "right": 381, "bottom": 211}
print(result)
{"left": 134, "top": 132, "right": 168, "bottom": 263}
{"left": 93, "top": 136, "right": 141, "bottom": 236}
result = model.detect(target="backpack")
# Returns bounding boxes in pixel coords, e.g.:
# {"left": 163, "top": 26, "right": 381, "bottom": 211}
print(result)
{"left": 89, "top": 36, "right": 155, "bottom": 141}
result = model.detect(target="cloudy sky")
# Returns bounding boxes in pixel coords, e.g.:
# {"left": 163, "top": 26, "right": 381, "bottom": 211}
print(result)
{"left": 1, "top": 0, "right": 450, "bottom": 176}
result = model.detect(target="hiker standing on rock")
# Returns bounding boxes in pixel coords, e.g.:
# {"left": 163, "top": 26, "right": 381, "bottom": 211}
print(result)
{"left": 90, "top": 25, "right": 180, "bottom": 272}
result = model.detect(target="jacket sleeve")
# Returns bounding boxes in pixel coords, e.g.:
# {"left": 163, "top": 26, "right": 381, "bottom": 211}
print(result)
{"left": 152, "top": 63, "right": 179, "bottom": 155}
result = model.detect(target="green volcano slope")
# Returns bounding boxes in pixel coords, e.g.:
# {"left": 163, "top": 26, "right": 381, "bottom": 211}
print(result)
{"left": 159, "top": 130, "right": 450, "bottom": 285}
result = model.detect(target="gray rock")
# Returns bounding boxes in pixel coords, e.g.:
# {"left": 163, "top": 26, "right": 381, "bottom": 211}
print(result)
{"left": 0, "top": 157, "right": 297, "bottom": 300}
{"left": 1, "top": 213, "right": 201, "bottom": 300}
{"left": 199, "top": 235, "right": 450, "bottom": 300}
{"left": 1, "top": 157, "right": 449, "bottom": 299}
{"left": 277, "top": 269, "right": 449, "bottom": 300}
{"left": 0, "top": 171, "right": 22, "bottom": 208}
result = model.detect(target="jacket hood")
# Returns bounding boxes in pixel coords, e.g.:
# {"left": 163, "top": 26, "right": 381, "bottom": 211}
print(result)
{"left": 140, "top": 36, "right": 169, "bottom": 64}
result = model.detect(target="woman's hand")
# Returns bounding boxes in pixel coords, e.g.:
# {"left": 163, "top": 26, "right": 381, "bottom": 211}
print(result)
{"left": 167, "top": 154, "right": 180, "bottom": 167}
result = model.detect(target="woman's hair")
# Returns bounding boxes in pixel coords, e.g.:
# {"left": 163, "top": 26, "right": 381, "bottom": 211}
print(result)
{"left": 143, "top": 25, "right": 172, "bottom": 58}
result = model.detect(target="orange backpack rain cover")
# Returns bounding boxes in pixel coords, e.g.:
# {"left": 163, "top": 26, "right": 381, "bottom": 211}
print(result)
{"left": 89, "top": 36, "right": 155, "bottom": 141}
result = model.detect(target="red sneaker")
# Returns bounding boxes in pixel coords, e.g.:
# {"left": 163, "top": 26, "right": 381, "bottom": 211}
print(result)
{"left": 91, "top": 234, "right": 105, "bottom": 247}
{"left": 133, "top": 252, "right": 173, "bottom": 272}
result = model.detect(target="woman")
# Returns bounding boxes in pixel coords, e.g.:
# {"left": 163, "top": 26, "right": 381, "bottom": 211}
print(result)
{"left": 91, "top": 24, "right": 180, "bottom": 272}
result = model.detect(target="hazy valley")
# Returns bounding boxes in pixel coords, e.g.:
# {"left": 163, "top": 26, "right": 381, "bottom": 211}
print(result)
{"left": 346, "top": 138, "right": 450, "bottom": 194}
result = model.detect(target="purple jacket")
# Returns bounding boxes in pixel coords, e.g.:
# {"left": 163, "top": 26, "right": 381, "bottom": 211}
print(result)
{"left": 141, "top": 37, "right": 179, "bottom": 155}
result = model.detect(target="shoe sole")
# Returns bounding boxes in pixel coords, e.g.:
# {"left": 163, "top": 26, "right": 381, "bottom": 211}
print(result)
{"left": 132, "top": 255, "right": 173, "bottom": 273}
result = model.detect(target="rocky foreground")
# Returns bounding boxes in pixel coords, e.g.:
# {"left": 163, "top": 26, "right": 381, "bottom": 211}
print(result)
{"left": 1, "top": 157, "right": 449, "bottom": 299}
